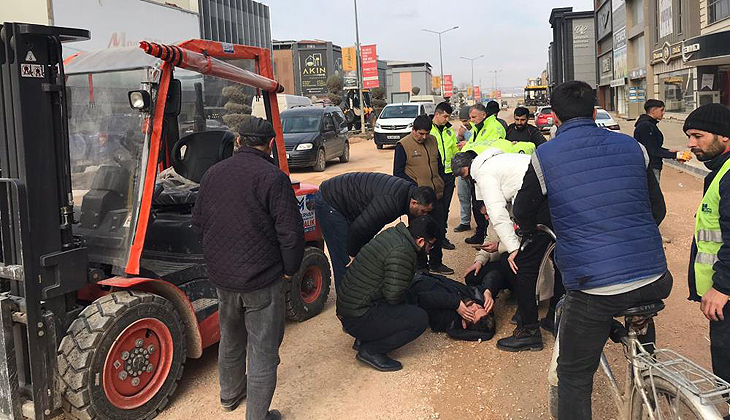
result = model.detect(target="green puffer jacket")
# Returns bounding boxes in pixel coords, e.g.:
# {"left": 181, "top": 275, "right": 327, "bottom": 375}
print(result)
{"left": 336, "top": 223, "right": 419, "bottom": 318}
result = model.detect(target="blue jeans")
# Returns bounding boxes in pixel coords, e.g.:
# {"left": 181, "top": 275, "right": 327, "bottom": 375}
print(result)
{"left": 217, "top": 279, "right": 285, "bottom": 420}
{"left": 457, "top": 177, "right": 472, "bottom": 226}
{"left": 315, "top": 191, "right": 349, "bottom": 292}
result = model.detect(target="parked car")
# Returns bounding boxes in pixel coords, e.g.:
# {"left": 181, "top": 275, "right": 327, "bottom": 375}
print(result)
{"left": 595, "top": 108, "right": 621, "bottom": 131}
{"left": 374, "top": 102, "right": 434, "bottom": 149}
{"left": 535, "top": 106, "right": 554, "bottom": 132}
{"left": 281, "top": 106, "right": 349, "bottom": 171}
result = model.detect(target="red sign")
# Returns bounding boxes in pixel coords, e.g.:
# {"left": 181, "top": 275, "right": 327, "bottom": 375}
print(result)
{"left": 474, "top": 85, "right": 481, "bottom": 100}
{"left": 443, "top": 75, "right": 453, "bottom": 97}
{"left": 361, "top": 44, "right": 379, "bottom": 89}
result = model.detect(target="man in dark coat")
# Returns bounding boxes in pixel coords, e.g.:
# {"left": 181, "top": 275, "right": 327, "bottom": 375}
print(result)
{"left": 406, "top": 272, "right": 498, "bottom": 341}
{"left": 506, "top": 106, "right": 546, "bottom": 146}
{"left": 316, "top": 172, "right": 436, "bottom": 291}
{"left": 336, "top": 216, "right": 438, "bottom": 372}
{"left": 633, "top": 99, "right": 683, "bottom": 183}
{"left": 192, "top": 117, "right": 304, "bottom": 419}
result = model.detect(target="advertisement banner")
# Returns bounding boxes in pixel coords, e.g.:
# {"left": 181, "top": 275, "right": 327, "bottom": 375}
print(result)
{"left": 342, "top": 47, "right": 357, "bottom": 72}
{"left": 474, "top": 86, "right": 481, "bottom": 101}
{"left": 299, "top": 49, "right": 328, "bottom": 95}
{"left": 467, "top": 86, "right": 473, "bottom": 97}
{"left": 443, "top": 75, "right": 453, "bottom": 97}
{"left": 361, "top": 44, "right": 379, "bottom": 89}
{"left": 432, "top": 76, "right": 441, "bottom": 90}
{"left": 659, "top": 0, "right": 673, "bottom": 39}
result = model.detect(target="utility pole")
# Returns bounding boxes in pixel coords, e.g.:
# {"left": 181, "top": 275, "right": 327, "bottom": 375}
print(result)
{"left": 353, "top": 0, "right": 366, "bottom": 134}
{"left": 422, "top": 26, "right": 459, "bottom": 97}
{"left": 488, "top": 69, "right": 502, "bottom": 99}
{"left": 460, "top": 55, "right": 484, "bottom": 102}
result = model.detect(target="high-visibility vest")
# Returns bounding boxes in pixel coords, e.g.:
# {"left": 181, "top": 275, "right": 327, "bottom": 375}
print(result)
{"left": 464, "top": 115, "right": 533, "bottom": 155}
{"left": 469, "top": 115, "right": 505, "bottom": 143}
{"left": 694, "top": 156, "right": 730, "bottom": 299}
{"left": 430, "top": 124, "right": 459, "bottom": 174}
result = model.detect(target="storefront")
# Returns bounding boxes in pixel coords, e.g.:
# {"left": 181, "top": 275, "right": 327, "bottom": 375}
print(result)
{"left": 650, "top": 40, "right": 697, "bottom": 115}
{"left": 683, "top": 31, "right": 730, "bottom": 107}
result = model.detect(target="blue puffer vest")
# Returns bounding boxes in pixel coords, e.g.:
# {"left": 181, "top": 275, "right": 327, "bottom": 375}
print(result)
{"left": 533, "top": 118, "right": 666, "bottom": 291}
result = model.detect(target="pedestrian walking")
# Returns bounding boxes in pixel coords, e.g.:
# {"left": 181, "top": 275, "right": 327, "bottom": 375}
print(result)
{"left": 634, "top": 99, "right": 685, "bottom": 183}
{"left": 192, "top": 117, "right": 305, "bottom": 420}
{"left": 684, "top": 103, "right": 730, "bottom": 385}
{"left": 394, "top": 114, "right": 454, "bottom": 274}
{"left": 430, "top": 102, "right": 460, "bottom": 250}
{"left": 316, "top": 173, "right": 437, "bottom": 291}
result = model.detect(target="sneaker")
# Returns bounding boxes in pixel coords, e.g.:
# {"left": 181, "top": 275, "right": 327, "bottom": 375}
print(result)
{"left": 496, "top": 324, "right": 543, "bottom": 352}
{"left": 356, "top": 349, "right": 402, "bottom": 372}
{"left": 221, "top": 387, "right": 247, "bottom": 412}
{"left": 265, "top": 409, "right": 282, "bottom": 420}
{"left": 453, "top": 223, "right": 471, "bottom": 232}
{"left": 464, "top": 233, "right": 484, "bottom": 244}
{"left": 442, "top": 238, "right": 456, "bottom": 250}
{"left": 429, "top": 263, "right": 455, "bottom": 275}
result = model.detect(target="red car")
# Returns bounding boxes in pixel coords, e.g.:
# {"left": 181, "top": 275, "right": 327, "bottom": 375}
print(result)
{"left": 535, "top": 106, "right": 554, "bottom": 132}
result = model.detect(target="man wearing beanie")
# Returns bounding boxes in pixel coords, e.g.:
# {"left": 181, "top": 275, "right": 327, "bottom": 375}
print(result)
{"left": 684, "top": 103, "right": 730, "bottom": 385}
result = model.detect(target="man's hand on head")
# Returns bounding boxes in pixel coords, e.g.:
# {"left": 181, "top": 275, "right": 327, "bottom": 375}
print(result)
{"left": 457, "top": 301, "right": 476, "bottom": 323}
{"left": 482, "top": 290, "right": 494, "bottom": 314}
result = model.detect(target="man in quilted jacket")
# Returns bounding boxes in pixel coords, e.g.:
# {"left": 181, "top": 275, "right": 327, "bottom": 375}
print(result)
{"left": 336, "top": 216, "right": 437, "bottom": 372}
{"left": 192, "top": 117, "right": 304, "bottom": 420}
{"left": 316, "top": 173, "right": 437, "bottom": 291}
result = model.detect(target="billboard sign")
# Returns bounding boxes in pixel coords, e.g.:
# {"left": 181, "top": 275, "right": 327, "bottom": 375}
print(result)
{"left": 659, "top": 0, "right": 673, "bottom": 39}
{"left": 443, "top": 75, "right": 453, "bottom": 97}
{"left": 342, "top": 47, "right": 357, "bottom": 72}
{"left": 474, "top": 86, "right": 481, "bottom": 101}
{"left": 299, "top": 49, "right": 328, "bottom": 95}
{"left": 361, "top": 44, "right": 379, "bottom": 89}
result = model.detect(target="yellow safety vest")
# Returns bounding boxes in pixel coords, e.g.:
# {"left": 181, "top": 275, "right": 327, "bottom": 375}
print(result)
{"left": 430, "top": 124, "right": 459, "bottom": 174}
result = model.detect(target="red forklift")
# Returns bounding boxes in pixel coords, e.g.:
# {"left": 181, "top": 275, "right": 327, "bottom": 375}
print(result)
{"left": 0, "top": 22, "right": 331, "bottom": 419}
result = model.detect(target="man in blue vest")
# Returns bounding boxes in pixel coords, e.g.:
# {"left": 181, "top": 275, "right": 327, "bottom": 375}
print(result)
{"left": 684, "top": 103, "right": 730, "bottom": 385}
{"left": 512, "top": 81, "right": 670, "bottom": 419}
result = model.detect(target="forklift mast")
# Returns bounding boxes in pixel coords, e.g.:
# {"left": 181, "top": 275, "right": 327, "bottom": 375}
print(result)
{"left": 0, "top": 22, "right": 90, "bottom": 419}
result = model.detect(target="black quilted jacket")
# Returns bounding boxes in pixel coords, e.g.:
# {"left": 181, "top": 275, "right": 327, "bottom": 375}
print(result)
{"left": 319, "top": 172, "right": 414, "bottom": 256}
{"left": 192, "top": 147, "right": 305, "bottom": 293}
{"left": 336, "top": 223, "right": 419, "bottom": 318}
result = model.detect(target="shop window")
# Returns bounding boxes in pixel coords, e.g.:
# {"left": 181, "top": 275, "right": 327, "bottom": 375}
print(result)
{"left": 709, "top": 0, "right": 730, "bottom": 24}
{"left": 658, "top": 70, "right": 695, "bottom": 113}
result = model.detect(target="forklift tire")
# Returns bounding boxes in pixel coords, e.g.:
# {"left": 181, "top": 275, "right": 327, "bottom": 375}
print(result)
{"left": 286, "top": 247, "right": 331, "bottom": 322}
{"left": 57, "top": 291, "right": 186, "bottom": 420}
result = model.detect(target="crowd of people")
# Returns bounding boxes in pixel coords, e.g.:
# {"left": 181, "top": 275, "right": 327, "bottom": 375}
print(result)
{"left": 190, "top": 81, "right": 730, "bottom": 420}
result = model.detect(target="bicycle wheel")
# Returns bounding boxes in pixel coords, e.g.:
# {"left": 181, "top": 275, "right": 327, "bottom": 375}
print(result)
{"left": 630, "top": 375, "right": 713, "bottom": 420}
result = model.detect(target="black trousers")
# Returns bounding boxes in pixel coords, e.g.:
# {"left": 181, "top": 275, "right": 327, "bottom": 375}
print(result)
{"left": 511, "top": 233, "right": 555, "bottom": 326}
{"left": 470, "top": 180, "right": 488, "bottom": 240}
{"left": 442, "top": 173, "right": 456, "bottom": 231}
{"left": 710, "top": 302, "right": 730, "bottom": 384}
{"left": 341, "top": 303, "right": 428, "bottom": 354}
{"left": 557, "top": 273, "right": 673, "bottom": 419}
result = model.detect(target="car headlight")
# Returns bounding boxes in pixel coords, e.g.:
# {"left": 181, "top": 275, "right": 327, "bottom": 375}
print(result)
{"left": 407, "top": 122, "right": 413, "bottom": 128}
{"left": 376, "top": 122, "right": 381, "bottom": 129}
{"left": 296, "top": 143, "right": 314, "bottom": 151}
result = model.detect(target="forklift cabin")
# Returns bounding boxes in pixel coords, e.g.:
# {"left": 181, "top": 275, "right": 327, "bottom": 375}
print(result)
{"left": 0, "top": 22, "right": 331, "bottom": 420}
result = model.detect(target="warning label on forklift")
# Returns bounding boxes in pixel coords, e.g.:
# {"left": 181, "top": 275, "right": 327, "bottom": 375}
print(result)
{"left": 20, "top": 63, "right": 44, "bottom": 78}
{"left": 298, "top": 194, "right": 316, "bottom": 233}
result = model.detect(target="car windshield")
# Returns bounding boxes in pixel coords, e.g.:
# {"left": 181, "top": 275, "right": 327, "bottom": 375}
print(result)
{"left": 380, "top": 105, "right": 419, "bottom": 119}
{"left": 282, "top": 115, "right": 321, "bottom": 133}
{"left": 540, "top": 107, "right": 552, "bottom": 114}
{"left": 66, "top": 69, "right": 152, "bottom": 269}
{"left": 596, "top": 111, "right": 612, "bottom": 120}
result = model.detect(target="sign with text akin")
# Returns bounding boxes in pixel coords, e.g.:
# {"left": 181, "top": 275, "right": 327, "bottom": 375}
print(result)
{"left": 361, "top": 44, "right": 379, "bottom": 89}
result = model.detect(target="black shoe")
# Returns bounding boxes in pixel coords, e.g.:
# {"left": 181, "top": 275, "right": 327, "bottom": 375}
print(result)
{"left": 510, "top": 311, "right": 522, "bottom": 326}
{"left": 453, "top": 223, "right": 471, "bottom": 232}
{"left": 352, "top": 339, "right": 361, "bottom": 351}
{"left": 221, "top": 387, "right": 247, "bottom": 412}
{"left": 465, "top": 233, "right": 484, "bottom": 244}
{"left": 356, "top": 349, "right": 402, "bottom": 372}
{"left": 539, "top": 316, "right": 554, "bottom": 333}
{"left": 265, "top": 409, "right": 282, "bottom": 420}
{"left": 442, "top": 238, "right": 456, "bottom": 250}
{"left": 497, "top": 325, "right": 543, "bottom": 352}
{"left": 429, "top": 263, "right": 455, "bottom": 275}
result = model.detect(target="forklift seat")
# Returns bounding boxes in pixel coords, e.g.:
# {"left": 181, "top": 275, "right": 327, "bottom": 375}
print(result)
{"left": 172, "top": 130, "right": 235, "bottom": 184}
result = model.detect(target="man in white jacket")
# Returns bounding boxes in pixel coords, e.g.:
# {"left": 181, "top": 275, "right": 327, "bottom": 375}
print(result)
{"left": 452, "top": 149, "right": 555, "bottom": 352}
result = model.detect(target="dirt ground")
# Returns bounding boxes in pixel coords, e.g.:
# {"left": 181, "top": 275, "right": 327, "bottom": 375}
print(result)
{"left": 156, "top": 116, "right": 713, "bottom": 420}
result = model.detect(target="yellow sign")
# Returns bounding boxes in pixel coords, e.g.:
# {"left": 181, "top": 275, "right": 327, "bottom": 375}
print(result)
{"left": 342, "top": 47, "right": 357, "bottom": 72}
{"left": 467, "top": 86, "right": 473, "bottom": 97}
{"left": 432, "top": 76, "right": 441, "bottom": 90}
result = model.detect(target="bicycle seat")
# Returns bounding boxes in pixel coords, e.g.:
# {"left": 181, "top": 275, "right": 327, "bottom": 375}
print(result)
{"left": 617, "top": 300, "right": 665, "bottom": 317}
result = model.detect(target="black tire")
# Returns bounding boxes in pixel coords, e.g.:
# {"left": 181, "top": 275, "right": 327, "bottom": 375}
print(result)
{"left": 286, "top": 247, "right": 331, "bottom": 322}
{"left": 630, "top": 375, "right": 706, "bottom": 420}
{"left": 313, "top": 148, "right": 326, "bottom": 172}
{"left": 339, "top": 142, "right": 350, "bottom": 163}
{"left": 57, "top": 291, "right": 186, "bottom": 420}
{"left": 376, "top": 143, "right": 384, "bottom": 150}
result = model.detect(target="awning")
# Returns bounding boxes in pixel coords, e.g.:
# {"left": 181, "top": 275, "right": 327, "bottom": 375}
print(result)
{"left": 683, "top": 32, "right": 730, "bottom": 66}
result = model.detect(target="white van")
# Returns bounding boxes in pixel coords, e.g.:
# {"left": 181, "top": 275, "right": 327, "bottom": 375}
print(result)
{"left": 252, "top": 94, "right": 312, "bottom": 119}
{"left": 374, "top": 102, "right": 434, "bottom": 149}
{"left": 410, "top": 95, "right": 445, "bottom": 105}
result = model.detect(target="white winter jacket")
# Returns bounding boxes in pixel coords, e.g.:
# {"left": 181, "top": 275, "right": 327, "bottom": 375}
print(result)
{"left": 470, "top": 148, "right": 531, "bottom": 253}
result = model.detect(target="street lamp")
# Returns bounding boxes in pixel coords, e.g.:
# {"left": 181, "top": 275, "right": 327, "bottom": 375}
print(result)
{"left": 353, "top": 0, "right": 366, "bottom": 134}
{"left": 487, "top": 69, "right": 503, "bottom": 99}
{"left": 460, "top": 55, "right": 484, "bottom": 102}
{"left": 422, "top": 26, "right": 459, "bottom": 97}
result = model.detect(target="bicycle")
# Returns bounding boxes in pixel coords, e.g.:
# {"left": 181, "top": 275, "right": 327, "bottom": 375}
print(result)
{"left": 535, "top": 225, "right": 730, "bottom": 419}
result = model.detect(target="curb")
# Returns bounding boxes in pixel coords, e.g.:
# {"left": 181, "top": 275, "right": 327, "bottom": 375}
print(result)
{"left": 664, "top": 159, "right": 708, "bottom": 179}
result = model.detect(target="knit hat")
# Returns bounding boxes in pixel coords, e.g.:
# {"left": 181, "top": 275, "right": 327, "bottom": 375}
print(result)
{"left": 683, "top": 103, "right": 730, "bottom": 138}
{"left": 458, "top": 105, "right": 471, "bottom": 120}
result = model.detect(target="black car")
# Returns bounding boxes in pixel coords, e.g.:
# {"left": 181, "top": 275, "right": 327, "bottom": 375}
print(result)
{"left": 282, "top": 106, "right": 350, "bottom": 171}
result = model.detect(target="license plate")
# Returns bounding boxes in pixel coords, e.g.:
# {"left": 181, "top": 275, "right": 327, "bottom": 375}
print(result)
{"left": 387, "top": 135, "right": 400, "bottom": 140}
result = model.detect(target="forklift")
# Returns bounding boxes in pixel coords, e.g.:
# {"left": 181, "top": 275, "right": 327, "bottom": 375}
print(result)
{"left": 0, "top": 22, "right": 331, "bottom": 419}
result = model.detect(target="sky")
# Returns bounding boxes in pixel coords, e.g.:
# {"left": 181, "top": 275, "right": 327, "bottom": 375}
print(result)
{"left": 262, "top": 0, "right": 595, "bottom": 91}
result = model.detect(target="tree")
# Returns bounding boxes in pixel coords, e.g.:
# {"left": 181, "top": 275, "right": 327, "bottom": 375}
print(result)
{"left": 411, "top": 86, "right": 421, "bottom": 95}
{"left": 221, "top": 85, "right": 253, "bottom": 130}
{"left": 326, "top": 75, "right": 344, "bottom": 105}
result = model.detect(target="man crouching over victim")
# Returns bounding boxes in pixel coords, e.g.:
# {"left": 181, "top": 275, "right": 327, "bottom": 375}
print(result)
{"left": 336, "top": 216, "right": 438, "bottom": 371}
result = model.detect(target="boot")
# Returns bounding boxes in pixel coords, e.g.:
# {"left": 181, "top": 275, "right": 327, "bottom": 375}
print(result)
{"left": 453, "top": 223, "right": 471, "bottom": 232}
{"left": 442, "top": 238, "right": 456, "bottom": 250}
{"left": 497, "top": 324, "right": 543, "bottom": 352}
{"left": 356, "top": 348, "right": 402, "bottom": 372}
{"left": 220, "top": 386, "right": 247, "bottom": 412}
{"left": 265, "top": 410, "right": 282, "bottom": 420}
{"left": 465, "top": 231, "right": 485, "bottom": 244}
{"left": 429, "top": 263, "right": 455, "bottom": 275}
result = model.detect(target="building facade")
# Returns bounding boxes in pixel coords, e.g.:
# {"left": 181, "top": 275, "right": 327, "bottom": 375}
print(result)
{"left": 549, "top": 8, "right": 598, "bottom": 90}
{"left": 198, "top": 0, "right": 272, "bottom": 49}
{"left": 385, "top": 61, "right": 433, "bottom": 103}
{"left": 273, "top": 40, "right": 343, "bottom": 97}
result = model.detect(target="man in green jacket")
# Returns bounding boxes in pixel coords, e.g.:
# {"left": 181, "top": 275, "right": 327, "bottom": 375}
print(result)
{"left": 336, "top": 216, "right": 438, "bottom": 372}
{"left": 431, "top": 102, "right": 460, "bottom": 251}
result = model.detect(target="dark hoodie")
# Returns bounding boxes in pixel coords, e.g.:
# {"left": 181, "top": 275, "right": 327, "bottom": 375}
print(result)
{"left": 633, "top": 114, "right": 676, "bottom": 170}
